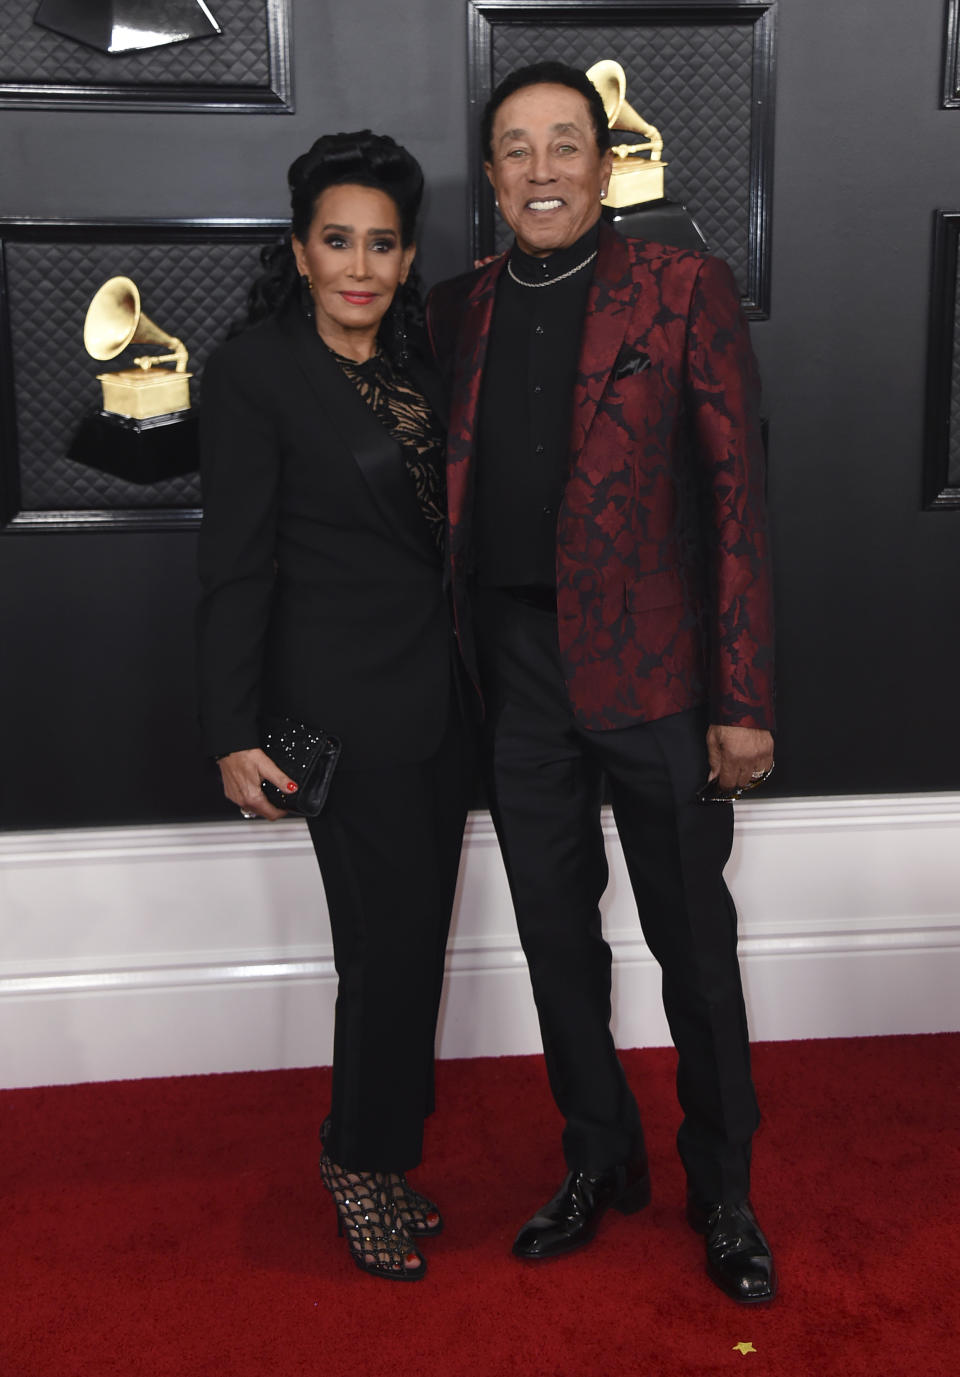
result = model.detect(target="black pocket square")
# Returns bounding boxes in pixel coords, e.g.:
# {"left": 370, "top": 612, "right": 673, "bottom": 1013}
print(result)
{"left": 613, "top": 348, "right": 652, "bottom": 380}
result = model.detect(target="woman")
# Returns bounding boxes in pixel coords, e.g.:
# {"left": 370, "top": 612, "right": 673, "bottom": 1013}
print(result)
{"left": 197, "top": 132, "right": 470, "bottom": 1281}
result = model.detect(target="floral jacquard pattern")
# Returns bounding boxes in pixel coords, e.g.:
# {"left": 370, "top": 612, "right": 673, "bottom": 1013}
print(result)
{"left": 426, "top": 223, "right": 774, "bottom": 733}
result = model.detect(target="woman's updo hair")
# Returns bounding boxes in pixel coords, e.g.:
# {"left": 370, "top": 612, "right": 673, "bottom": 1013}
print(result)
{"left": 239, "top": 130, "right": 426, "bottom": 357}
{"left": 288, "top": 131, "right": 423, "bottom": 248}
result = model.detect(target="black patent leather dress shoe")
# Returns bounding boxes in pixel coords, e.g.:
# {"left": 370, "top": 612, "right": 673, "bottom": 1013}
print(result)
{"left": 687, "top": 1197, "right": 777, "bottom": 1303}
{"left": 512, "top": 1159, "right": 651, "bottom": 1260}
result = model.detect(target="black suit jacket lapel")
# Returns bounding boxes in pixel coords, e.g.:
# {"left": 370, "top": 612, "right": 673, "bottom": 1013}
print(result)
{"left": 405, "top": 351, "right": 448, "bottom": 430}
{"left": 280, "top": 307, "right": 437, "bottom": 563}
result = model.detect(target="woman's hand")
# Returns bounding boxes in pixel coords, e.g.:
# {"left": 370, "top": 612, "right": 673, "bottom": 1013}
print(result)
{"left": 217, "top": 748, "right": 298, "bottom": 820}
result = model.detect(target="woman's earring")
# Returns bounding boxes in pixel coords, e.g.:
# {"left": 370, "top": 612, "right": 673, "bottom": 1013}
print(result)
{"left": 298, "top": 274, "right": 315, "bottom": 319}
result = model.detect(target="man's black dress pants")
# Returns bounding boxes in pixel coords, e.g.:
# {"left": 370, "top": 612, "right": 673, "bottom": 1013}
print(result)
{"left": 475, "top": 588, "right": 760, "bottom": 1204}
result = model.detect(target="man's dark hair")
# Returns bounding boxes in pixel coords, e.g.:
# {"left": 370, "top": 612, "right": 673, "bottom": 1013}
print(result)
{"left": 481, "top": 61, "right": 611, "bottom": 162}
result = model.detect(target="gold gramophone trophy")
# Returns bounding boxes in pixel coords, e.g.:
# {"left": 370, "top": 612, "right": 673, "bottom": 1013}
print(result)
{"left": 586, "top": 60, "right": 707, "bottom": 251}
{"left": 586, "top": 59, "right": 667, "bottom": 208}
{"left": 68, "top": 276, "right": 199, "bottom": 484}
{"left": 84, "top": 276, "right": 192, "bottom": 420}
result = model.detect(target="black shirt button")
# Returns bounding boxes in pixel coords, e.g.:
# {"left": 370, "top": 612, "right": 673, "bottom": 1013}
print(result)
{"left": 535, "top": 443, "right": 545, "bottom": 453}
{"left": 534, "top": 324, "right": 544, "bottom": 334}
{"left": 533, "top": 384, "right": 543, "bottom": 394}
{"left": 542, "top": 505, "right": 553, "bottom": 515}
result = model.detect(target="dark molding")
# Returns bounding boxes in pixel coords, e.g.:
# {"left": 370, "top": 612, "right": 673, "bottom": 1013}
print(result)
{"left": 0, "top": 216, "right": 289, "bottom": 245}
{"left": 0, "top": 216, "right": 287, "bottom": 533}
{"left": 0, "top": 0, "right": 292, "bottom": 113}
{"left": 923, "top": 210, "right": 960, "bottom": 509}
{"left": 944, "top": 0, "right": 960, "bottom": 108}
{"left": 467, "top": 0, "right": 777, "bottom": 317}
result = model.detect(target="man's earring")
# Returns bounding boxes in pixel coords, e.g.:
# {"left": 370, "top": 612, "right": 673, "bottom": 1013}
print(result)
{"left": 600, "top": 189, "right": 607, "bottom": 201}
{"left": 494, "top": 198, "right": 500, "bottom": 211}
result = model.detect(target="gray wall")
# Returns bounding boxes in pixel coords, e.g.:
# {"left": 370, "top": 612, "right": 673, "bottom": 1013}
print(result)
{"left": 1, "top": 0, "right": 958, "bottom": 828}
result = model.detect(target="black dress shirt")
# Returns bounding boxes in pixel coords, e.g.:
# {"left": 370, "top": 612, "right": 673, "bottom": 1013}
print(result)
{"left": 475, "top": 222, "right": 600, "bottom": 589}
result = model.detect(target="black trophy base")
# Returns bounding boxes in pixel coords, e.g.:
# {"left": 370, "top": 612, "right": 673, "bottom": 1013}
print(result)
{"left": 603, "top": 198, "right": 708, "bottom": 252}
{"left": 68, "top": 410, "right": 199, "bottom": 486}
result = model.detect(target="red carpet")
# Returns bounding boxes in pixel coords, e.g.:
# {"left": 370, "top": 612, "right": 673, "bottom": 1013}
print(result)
{"left": 1, "top": 1035, "right": 958, "bottom": 1376}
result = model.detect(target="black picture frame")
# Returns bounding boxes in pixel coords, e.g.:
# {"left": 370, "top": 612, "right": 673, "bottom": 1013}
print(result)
{"left": 0, "top": 217, "right": 288, "bottom": 533}
{"left": 0, "top": 0, "right": 292, "bottom": 113}
{"left": 467, "top": 0, "right": 777, "bottom": 318}
{"left": 923, "top": 211, "right": 960, "bottom": 510}
{"left": 944, "top": 0, "right": 960, "bottom": 108}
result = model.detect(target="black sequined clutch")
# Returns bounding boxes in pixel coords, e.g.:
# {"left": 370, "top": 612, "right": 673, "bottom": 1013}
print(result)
{"left": 260, "top": 716, "right": 341, "bottom": 817}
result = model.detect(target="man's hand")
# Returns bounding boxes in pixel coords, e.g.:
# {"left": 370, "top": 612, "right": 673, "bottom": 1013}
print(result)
{"left": 705, "top": 725, "right": 774, "bottom": 792}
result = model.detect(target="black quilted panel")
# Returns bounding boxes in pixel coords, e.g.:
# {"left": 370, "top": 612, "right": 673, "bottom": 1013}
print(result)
{"left": 951, "top": 257, "right": 960, "bottom": 486}
{"left": 0, "top": 0, "right": 276, "bottom": 92}
{"left": 489, "top": 22, "right": 754, "bottom": 290}
{"left": 5, "top": 235, "right": 281, "bottom": 512}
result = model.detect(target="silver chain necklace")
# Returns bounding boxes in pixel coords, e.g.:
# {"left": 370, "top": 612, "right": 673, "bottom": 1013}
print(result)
{"left": 506, "top": 248, "right": 598, "bottom": 288}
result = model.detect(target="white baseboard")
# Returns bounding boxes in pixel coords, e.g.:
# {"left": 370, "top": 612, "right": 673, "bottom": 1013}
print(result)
{"left": 1, "top": 794, "right": 958, "bottom": 1088}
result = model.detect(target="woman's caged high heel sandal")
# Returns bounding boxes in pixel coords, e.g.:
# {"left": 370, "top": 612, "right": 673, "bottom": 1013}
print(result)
{"left": 319, "top": 1116, "right": 443, "bottom": 1239}
{"left": 386, "top": 1172, "right": 444, "bottom": 1236}
{"left": 319, "top": 1151, "right": 427, "bottom": 1281}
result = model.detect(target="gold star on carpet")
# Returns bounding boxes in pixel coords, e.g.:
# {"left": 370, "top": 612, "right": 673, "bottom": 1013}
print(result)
{"left": 732, "top": 1342, "right": 757, "bottom": 1355}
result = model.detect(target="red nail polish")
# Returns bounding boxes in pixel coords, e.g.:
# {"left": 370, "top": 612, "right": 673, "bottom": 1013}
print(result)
{"left": 286, "top": 781, "right": 298, "bottom": 792}
{"left": 405, "top": 1252, "right": 418, "bottom": 1264}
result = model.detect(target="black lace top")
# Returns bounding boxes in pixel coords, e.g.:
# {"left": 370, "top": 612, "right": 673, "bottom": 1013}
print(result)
{"left": 333, "top": 348, "right": 446, "bottom": 554}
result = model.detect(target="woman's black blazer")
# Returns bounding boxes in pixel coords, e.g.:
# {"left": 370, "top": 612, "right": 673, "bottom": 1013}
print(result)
{"left": 196, "top": 302, "right": 452, "bottom": 770}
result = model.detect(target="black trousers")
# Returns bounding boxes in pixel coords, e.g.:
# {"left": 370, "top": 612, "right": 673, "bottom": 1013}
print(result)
{"left": 475, "top": 589, "right": 760, "bottom": 1204}
{"left": 306, "top": 708, "right": 471, "bottom": 1173}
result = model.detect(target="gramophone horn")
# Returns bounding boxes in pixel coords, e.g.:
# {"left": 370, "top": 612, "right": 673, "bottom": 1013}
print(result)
{"left": 587, "top": 59, "right": 629, "bottom": 125}
{"left": 586, "top": 59, "right": 663, "bottom": 159}
{"left": 83, "top": 276, "right": 188, "bottom": 371}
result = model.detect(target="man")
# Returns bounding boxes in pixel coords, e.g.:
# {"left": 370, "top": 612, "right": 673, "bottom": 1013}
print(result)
{"left": 426, "top": 61, "right": 776, "bottom": 1303}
